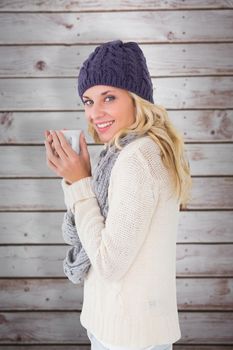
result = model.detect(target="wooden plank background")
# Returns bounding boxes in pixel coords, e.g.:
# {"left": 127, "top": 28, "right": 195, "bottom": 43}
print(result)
{"left": 0, "top": 0, "right": 233, "bottom": 349}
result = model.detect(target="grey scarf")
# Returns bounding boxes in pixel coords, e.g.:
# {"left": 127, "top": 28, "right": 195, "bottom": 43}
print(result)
{"left": 62, "top": 132, "right": 143, "bottom": 284}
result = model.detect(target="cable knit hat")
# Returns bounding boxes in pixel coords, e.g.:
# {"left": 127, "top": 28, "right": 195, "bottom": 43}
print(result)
{"left": 77, "top": 39, "right": 154, "bottom": 104}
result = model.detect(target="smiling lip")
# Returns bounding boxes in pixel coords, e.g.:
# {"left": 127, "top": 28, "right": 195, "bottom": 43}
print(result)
{"left": 95, "top": 120, "right": 115, "bottom": 133}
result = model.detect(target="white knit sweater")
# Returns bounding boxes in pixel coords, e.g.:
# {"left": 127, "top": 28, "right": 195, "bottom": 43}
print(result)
{"left": 61, "top": 136, "right": 181, "bottom": 348}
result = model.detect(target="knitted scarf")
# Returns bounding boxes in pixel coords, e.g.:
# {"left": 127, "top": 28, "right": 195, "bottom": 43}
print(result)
{"left": 62, "top": 132, "right": 144, "bottom": 284}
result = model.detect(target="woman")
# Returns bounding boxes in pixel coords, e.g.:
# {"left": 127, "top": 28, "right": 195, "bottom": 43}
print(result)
{"left": 44, "top": 40, "right": 192, "bottom": 350}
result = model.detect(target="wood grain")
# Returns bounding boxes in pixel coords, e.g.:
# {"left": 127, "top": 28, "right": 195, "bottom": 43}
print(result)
{"left": 0, "top": 178, "right": 232, "bottom": 211}
{"left": 0, "top": 144, "right": 232, "bottom": 177}
{"left": 0, "top": 2, "right": 232, "bottom": 349}
{"left": 1, "top": 77, "right": 233, "bottom": 110}
{"left": 0, "top": 244, "right": 232, "bottom": 277}
{"left": 0, "top": 44, "right": 233, "bottom": 77}
{"left": 1, "top": 110, "right": 232, "bottom": 144}
{"left": 0, "top": 11, "right": 233, "bottom": 44}
{"left": 0, "top": 311, "right": 232, "bottom": 344}
{"left": 0, "top": 145, "right": 103, "bottom": 177}
{"left": 0, "top": 278, "right": 232, "bottom": 311}
{"left": 1, "top": 0, "right": 232, "bottom": 11}
{"left": 1, "top": 211, "right": 232, "bottom": 244}
{"left": 0, "top": 346, "right": 231, "bottom": 350}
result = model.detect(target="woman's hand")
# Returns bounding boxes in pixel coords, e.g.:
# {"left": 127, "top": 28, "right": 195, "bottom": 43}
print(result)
{"left": 44, "top": 130, "right": 92, "bottom": 185}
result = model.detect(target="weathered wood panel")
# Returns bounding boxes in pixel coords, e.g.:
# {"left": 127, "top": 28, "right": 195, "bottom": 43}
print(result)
{"left": 0, "top": 212, "right": 66, "bottom": 244}
{"left": 0, "top": 111, "right": 89, "bottom": 144}
{"left": 175, "top": 244, "right": 233, "bottom": 276}
{"left": 0, "top": 311, "right": 87, "bottom": 344}
{"left": 1, "top": 44, "right": 233, "bottom": 77}
{"left": 186, "top": 144, "right": 233, "bottom": 175}
{"left": 178, "top": 312, "right": 233, "bottom": 344}
{"left": 1, "top": 211, "right": 232, "bottom": 244}
{"left": 0, "top": 347, "right": 89, "bottom": 350}
{"left": 1, "top": 0, "right": 232, "bottom": 11}
{"left": 0, "top": 346, "right": 231, "bottom": 350}
{"left": 176, "top": 278, "right": 233, "bottom": 311}
{"left": 1, "top": 144, "right": 233, "bottom": 177}
{"left": 1, "top": 77, "right": 233, "bottom": 110}
{"left": 0, "top": 11, "right": 233, "bottom": 44}
{"left": 0, "top": 179, "right": 64, "bottom": 211}
{"left": 170, "top": 110, "right": 233, "bottom": 142}
{"left": 185, "top": 177, "right": 233, "bottom": 210}
{"left": 0, "top": 278, "right": 232, "bottom": 311}
{"left": 0, "top": 178, "right": 232, "bottom": 211}
{"left": 177, "top": 211, "right": 233, "bottom": 243}
{"left": 0, "top": 347, "right": 90, "bottom": 350}
{"left": 0, "top": 344, "right": 231, "bottom": 350}
{"left": 0, "top": 2, "right": 232, "bottom": 349}
{"left": 0, "top": 245, "right": 232, "bottom": 277}
{"left": 0, "top": 279, "right": 84, "bottom": 311}
{"left": 0, "top": 311, "right": 232, "bottom": 344}
{"left": 1, "top": 110, "right": 232, "bottom": 144}
{"left": 0, "top": 145, "right": 103, "bottom": 177}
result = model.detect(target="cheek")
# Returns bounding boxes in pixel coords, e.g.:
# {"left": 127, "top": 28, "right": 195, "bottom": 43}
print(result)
{"left": 123, "top": 105, "right": 135, "bottom": 124}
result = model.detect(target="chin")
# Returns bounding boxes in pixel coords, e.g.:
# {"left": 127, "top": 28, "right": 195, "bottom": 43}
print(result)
{"left": 98, "top": 133, "right": 114, "bottom": 143}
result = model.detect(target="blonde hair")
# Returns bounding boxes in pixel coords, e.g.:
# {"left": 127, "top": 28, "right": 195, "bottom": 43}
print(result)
{"left": 87, "top": 91, "right": 192, "bottom": 209}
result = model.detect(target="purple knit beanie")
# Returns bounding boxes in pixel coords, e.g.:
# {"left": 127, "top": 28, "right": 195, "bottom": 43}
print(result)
{"left": 77, "top": 39, "right": 154, "bottom": 104}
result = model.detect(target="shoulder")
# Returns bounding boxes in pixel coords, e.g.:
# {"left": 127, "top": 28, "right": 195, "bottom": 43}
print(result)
{"left": 108, "top": 137, "right": 161, "bottom": 202}
{"left": 118, "top": 135, "right": 160, "bottom": 160}
{"left": 112, "top": 135, "right": 168, "bottom": 183}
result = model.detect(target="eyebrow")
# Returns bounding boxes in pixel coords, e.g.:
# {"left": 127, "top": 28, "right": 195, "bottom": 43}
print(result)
{"left": 82, "top": 90, "right": 115, "bottom": 99}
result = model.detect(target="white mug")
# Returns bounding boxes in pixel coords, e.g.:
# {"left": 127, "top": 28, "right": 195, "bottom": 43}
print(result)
{"left": 56, "top": 129, "right": 83, "bottom": 154}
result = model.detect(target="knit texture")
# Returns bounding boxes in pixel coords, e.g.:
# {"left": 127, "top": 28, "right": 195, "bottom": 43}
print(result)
{"left": 77, "top": 39, "right": 154, "bottom": 104}
{"left": 62, "top": 132, "right": 143, "bottom": 284}
{"left": 61, "top": 135, "right": 181, "bottom": 348}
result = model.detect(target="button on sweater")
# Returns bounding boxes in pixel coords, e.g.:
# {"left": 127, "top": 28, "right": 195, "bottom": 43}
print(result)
{"left": 61, "top": 136, "right": 181, "bottom": 348}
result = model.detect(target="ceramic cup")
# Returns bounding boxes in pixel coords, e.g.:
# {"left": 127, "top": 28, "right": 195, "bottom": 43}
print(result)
{"left": 55, "top": 129, "right": 83, "bottom": 154}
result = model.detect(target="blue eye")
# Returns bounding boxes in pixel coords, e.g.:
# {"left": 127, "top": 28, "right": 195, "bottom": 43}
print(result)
{"left": 105, "top": 95, "right": 115, "bottom": 101}
{"left": 83, "top": 95, "right": 115, "bottom": 106}
{"left": 83, "top": 99, "right": 91, "bottom": 105}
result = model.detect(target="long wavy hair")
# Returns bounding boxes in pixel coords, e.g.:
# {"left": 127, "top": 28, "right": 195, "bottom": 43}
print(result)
{"left": 87, "top": 91, "right": 192, "bottom": 209}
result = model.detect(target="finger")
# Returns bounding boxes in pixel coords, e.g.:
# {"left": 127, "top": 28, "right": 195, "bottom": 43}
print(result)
{"left": 44, "top": 139, "right": 59, "bottom": 167}
{"left": 48, "top": 134, "right": 53, "bottom": 143}
{"left": 51, "top": 131, "right": 69, "bottom": 161}
{"left": 44, "top": 131, "right": 59, "bottom": 157}
{"left": 56, "top": 130, "right": 77, "bottom": 158}
{"left": 45, "top": 130, "right": 53, "bottom": 144}
{"left": 80, "top": 132, "right": 89, "bottom": 159}
{"left": 51, "top": 140, "right": 59, "bottom": 157}
{"left": 47, "top": 156, "right": 59, "bottom": 173}
{"left": 44, "top": 138, "right": 54, "bottom": 158}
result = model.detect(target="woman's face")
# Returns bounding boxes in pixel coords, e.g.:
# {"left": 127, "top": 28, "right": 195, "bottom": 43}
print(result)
{"left": 82, "top": 85, "right": 136, "bottom": 143}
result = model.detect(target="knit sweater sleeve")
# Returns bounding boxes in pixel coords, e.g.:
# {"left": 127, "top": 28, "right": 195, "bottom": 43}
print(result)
{"left": 61, "top": 150, "right": 159, "bottom": 282}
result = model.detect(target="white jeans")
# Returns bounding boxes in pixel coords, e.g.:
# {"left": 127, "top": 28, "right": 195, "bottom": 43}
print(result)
{"left": 87, "top": 330, "right": 173, "bottom": 350}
